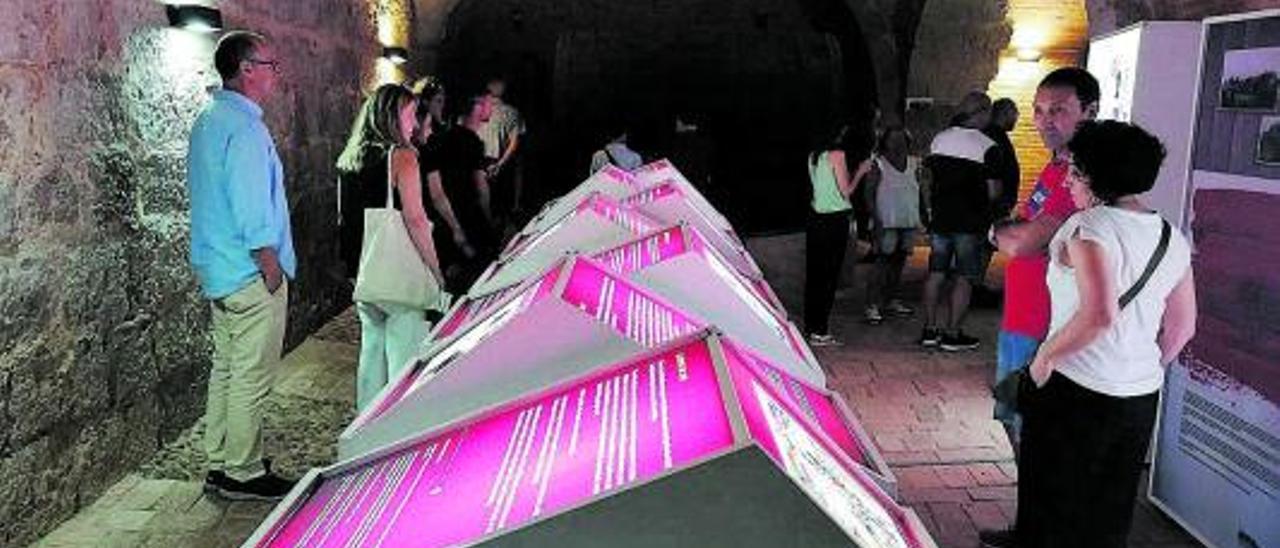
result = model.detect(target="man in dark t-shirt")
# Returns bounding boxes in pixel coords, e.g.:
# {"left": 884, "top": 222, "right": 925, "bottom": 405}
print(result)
{"left": 435, "top": 93, "right": 497, "bottom": 291}
{"left": 983, "top": 98, "right": 1021, "bottom": 220}
{"left": 920, "top": 91, "right": 1000, "bottom": 351}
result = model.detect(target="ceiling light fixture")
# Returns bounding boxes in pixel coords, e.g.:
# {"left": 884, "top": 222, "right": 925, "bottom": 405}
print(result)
{"left": 382, "top": 46, "right": 409, "bottom": 65}
{"left": 165, "top": 4, "right": 222, "bottom": 33}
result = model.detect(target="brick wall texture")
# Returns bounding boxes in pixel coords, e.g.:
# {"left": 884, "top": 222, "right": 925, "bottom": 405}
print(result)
{"left": 0, "top": 1, "right": 402, "bottom": 544}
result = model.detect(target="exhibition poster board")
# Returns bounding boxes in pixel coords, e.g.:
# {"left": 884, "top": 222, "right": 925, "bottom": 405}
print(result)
{"left": 1149, "top": 10, "right": 1280, "bottom": 548}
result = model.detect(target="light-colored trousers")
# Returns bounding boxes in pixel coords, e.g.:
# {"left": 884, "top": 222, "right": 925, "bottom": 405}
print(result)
{"left": 205, "top": 278, "right": 288, "bottom": 482}
{"left": 356, "top": 301, "right": 428, "bottom": 412}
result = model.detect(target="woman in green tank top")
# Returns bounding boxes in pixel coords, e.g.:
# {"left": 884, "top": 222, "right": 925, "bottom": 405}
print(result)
{"left": 804, "top": 124, "right": 873, "bottom": 345}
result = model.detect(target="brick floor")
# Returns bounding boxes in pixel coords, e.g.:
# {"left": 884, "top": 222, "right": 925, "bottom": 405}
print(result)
{"left": 809, "top": 257, "right": 1202, "bottom": 548}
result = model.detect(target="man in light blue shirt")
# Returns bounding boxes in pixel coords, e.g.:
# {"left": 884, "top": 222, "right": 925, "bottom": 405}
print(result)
{"left": 186, "top": 30, "right": 295, "bottom": 501}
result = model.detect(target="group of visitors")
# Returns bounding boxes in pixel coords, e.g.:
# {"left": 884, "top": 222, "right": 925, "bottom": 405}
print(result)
{"left": 803, "top": 91, "right": 1019, "bottom": 352}
{"left": 800, "top": 67, "right": 1198, "bottom": 548}
{"left": 183, "top": 31, "right": 534, "bottom": 501}
{"left": 184, "top": 30, "right": 1199, "bottom": 546}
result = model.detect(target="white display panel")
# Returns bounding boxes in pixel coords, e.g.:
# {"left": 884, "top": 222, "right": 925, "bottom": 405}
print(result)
{"left": 1088, "top": 25, "right": 1142, "bottom": 122}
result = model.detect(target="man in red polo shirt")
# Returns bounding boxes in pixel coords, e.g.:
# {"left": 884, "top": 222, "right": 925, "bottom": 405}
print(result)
{"left": 993, "top": 68, "right": 1100, "bottom": 451}
{"left": 979, "top": 66, "right": 1099, "bottom": 548}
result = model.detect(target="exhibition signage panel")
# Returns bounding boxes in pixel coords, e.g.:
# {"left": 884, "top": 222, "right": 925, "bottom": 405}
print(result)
{"left": 472, "top": 192, "right": 662, "bottom": 297}
{"left": 254, "top": 334, "right": 928, "bottom": 548}
{"left": 591, "top": 224, "right": 821, "bottom": 386}
{"left": 341, "top": 256, "right": 711, "bottom": 458}
{"left": 621, "top": 180, "right": 762, "bottom": 278}
{"left": 1148, "top": 11, "right": 1280, "bottom": 548}
{"left": 511, "top": 164, "right": 641, "bottom": 245}
{"left": 258, "top": 340, "right": 736, "bottom": 547}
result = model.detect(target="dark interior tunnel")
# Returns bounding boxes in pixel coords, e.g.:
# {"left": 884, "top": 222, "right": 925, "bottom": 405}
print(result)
{"left": 434, "top": 0, "right": 879, "bottom": 233}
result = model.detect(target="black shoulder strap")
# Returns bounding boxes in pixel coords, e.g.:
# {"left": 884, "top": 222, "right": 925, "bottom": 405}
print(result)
{"left": 1118, "top": 219, "right": 1172, "bottom": 310}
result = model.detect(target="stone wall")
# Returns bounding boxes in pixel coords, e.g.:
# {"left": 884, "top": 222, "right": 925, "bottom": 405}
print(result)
{"left": 0, "top": 1, "right": 398, "bottom": 544}
{"left": 1088, "top": 0, "right": 1280, "bottom": 36}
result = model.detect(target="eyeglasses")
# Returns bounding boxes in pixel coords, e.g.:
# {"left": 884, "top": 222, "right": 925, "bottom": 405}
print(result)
{"left": 246, "top": 58, "right": 281, "bottom": 74}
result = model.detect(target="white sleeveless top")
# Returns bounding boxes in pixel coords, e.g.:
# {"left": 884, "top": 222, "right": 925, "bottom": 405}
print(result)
{"left": 873, "top": 155, "right": 921, "bottom": 229}
{"left": 1046, "top": 207, "right": 1191, "bottom": 397}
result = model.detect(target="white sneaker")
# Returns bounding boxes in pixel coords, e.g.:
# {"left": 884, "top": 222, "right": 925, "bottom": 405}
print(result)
{"left": 886, "top": 300, "right": 915, "bottom": 316}
{"left": 807, "top": 333, "right": 842, "bottom": 347}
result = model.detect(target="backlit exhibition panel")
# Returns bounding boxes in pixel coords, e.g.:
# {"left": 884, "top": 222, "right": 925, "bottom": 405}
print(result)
{"left": 1148, "top": 10, "right": 1280, "bottom": 548}
{"left": 250, "top": 334, "right": 930, "bottom": 548}
{"left": 469, "top": 192, "right": 662, "bottom": 297}
{"left": 340, "top": 256, "right": 709, "bottom": 459}
{"left": 508, "top": 165, "right": 641, "bottom": 252}
{"left": 257, "top": 338, "right": 736, "bottom": 547}
{"left": 622, "top": 181, "right": 763, "bottom": 279}
{"left": 590, "top": 224, "right": 822, "bottom": 387}
{"left": 630, "top": 158, "right": 733, "bottom": 233}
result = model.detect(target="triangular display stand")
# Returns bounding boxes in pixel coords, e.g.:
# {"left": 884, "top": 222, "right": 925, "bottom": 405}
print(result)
{"left": 621, "top": 177, "right": 762, "bottom": 279}
{"left": 631, "top": 159, "right": 733, "bottom": 233}
{"left": 248, "top": 332, "right": 929, "bottom": 548}
{"left": 505, "top": 165, "right": 642, "bottom": 255}
{"left": 590, "top": 223, "right": 815, "bottom": 385}
{"left": 470, "top": 191, "right": 662, "bottom": 297}
{"left": 339, "top": 256, "right": 713, "bottom": 459}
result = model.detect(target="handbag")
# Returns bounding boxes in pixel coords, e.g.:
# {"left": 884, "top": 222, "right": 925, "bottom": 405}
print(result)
{"left": 993, "top": 218, "right": 1172, "bottom": 409}
{"left": 353, "top": 149, "right": 448, "bottom": 311}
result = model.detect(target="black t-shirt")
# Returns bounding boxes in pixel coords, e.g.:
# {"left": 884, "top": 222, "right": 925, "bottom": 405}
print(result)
{"left": 925, "top": 127, "right": 998, "bottom": 234}
{"left": 434, "top": 126, "right": 497, "bottom": 258}
{"left": 983, "top": 126, "right": 1020, "bottom": 218}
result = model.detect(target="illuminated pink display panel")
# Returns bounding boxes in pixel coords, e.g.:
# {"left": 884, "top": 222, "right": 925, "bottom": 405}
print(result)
{"left": 723, "top": 342, "right": 922, "bottom": 548}
{"left": 592, "top": 226, "right": 689, "bottom": 274}
{"left": 433, "top": 268, "right": 562, "bottom": 342}
{"left": 366, "top": 267, "right": 563, "bottom": 423}
{"left": 559, "top": 260, "right": 703, "bottom": 348}
{"left": 722, "top": 341, "right": 865, "bottom": 466}
{"left": 259, "top": 341, "right": 735, "bottom": 548}
{"left": 621, "top": 181, "right": 681, "bottom": 206}
{"left": 577, "top": 194, "right": 662, "bottom": 235}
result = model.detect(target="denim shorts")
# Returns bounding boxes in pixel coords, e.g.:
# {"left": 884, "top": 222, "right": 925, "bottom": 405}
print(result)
{"left": 928, "top": 232, "right": 984, "bottom": 282}
{"left": 875, "top": 227, "right": 917, "bottom": 256}
{"left": 995, "top": 330, "right": 1040, "bottom": 430}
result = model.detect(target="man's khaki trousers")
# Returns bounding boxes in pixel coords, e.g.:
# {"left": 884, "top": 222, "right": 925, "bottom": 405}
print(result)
{"left": 204, "top": 278, "right": 288, "bottom": 481}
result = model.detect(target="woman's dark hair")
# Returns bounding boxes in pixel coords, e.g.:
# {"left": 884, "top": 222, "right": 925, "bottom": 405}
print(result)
{"left": 1066, "top": 120, "right": 1166, "bottom": 204}
{"left": 335, "top": 84, "right": 416, "bottom": 173}
{"left": 876, "top": 125, "right": 913, "bottom": 153}
{"left": 810, "top": 122, "right": 875, "bottom": 165}
{"left": 412, "top": 76, "right": 444, "bottom": 122}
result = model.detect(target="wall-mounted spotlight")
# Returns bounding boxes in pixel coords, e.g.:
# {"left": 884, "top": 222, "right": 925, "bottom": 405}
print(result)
{"left": 1016, "top": 48, "right": 1043, "bottom": 63}
{"left": 382, "top": 46, "right": 409, "bottom": 65}
{"left": 165, "top": 4, "right": 223, "bottom": 33}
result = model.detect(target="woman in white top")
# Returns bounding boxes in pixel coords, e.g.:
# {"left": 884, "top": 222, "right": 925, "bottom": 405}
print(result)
{"left": 1015, "top": 121, "right": 1197, "bottom": 548}
{"left": 862, "top": 126, "right": 925, "bottom": 324}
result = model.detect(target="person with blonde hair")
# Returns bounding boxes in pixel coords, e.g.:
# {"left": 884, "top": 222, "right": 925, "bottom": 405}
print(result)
{"left": 337, "top": 84, "right": 445, "bottom": 411}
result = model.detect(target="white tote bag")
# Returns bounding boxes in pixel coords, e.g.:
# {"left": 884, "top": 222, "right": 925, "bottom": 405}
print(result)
{"left": 353, "top": 150, "right": 446, "bottom": 310}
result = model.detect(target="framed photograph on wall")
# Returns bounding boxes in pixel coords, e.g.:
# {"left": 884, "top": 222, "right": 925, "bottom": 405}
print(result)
{"left": 1219, "top": 46, "right": 1280, "bottom": 110}
{"left": 1259, "top": 116, "right": 1280, "bottom": 165}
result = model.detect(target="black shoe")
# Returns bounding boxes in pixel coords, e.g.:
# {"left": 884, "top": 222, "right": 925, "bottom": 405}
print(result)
{"left": 940, "top": 331, "right": 980, "bottom": 352}
{"left": 216, "top": 471, "right": 296, "bottom": 501}
{"left": 203, "top": 470, "right": 227, "bottom": 494}
{"left": 919, "top": 327, "right": 941, "bottom": 347}
{"left": 978, "top": 528, "right": 1018, "bottom": 548}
